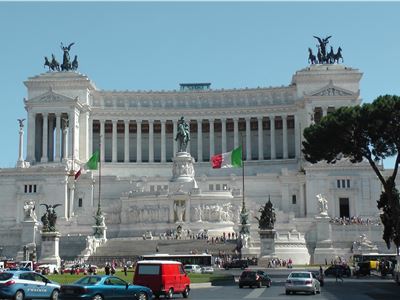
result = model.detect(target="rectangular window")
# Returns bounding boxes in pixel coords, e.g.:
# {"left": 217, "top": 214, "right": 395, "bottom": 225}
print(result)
{"left": 24, "top": 185, "right": 28, "bottom": 193}
{"left": 137, "top": 265, "right": 160, "bottom": 275}
{"left": 341, "top": 179, "right": 346, "bottom": 188}
{"left": 209, "top": 184, "right": 214, "bottom": 191}
{"left": 337, "top": 180, "right": 341, "bottom": 188}
{"left": 339, "top": 197, "right": 350, "bottom": 218}
{"left": 29, "top": 185, "right": 32, "bottom": 193}
{"left": 164, "top": 185, "right": 168, "bottom": 191}
{"left": 150, "top": 185, "right": 155, "bottom": 192}
{"left": 33, "top": 185, "right": 37, "bottom": 193}
{"left": 78, "top": 198, "right": 83, "bottom": 208}
{"left": 216, "top": 184, "right": 221, "bottom": 191}
{"left": 347, "top": 179, "right": 350, "bottom": 188}
{"left": 292, "top": 195, "right": 297, "bottom": 205}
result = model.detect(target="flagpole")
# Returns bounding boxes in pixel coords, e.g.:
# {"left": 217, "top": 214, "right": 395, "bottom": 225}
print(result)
{"left": 241, "top": 134, "right": 245, "bottom": 211}
{"left": 98, "top": 137, "right": 102, "bottom": 214}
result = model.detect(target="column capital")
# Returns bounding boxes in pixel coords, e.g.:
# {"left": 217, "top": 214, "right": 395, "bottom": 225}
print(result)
{"left": 196, "top": 118, "right": 203, "bottom": 123}
{"left": 220, "top": 117, "right": 227, "bottom": 122}
{"left": 148, "top": 119, "right": 154, "bottom": 124}
{"left": 124, "top": 119, "right": 130, "bottom": 124}
{"left": 160, "top": 119, "right": 166, "bottom": 124}
{"left": 209, "top": 118, "right": 215, "bottom": 123}
{"left": 257, "top": 116, "right": 264, "bottom": 121}
{"left": 112, "top": 119, "right": 118, "bottom": 124}
{"left": 233, "top": 117, "right": 239, "bottom": 122}
{"left": 245, "top": 117, "right": 251, "bottom": 122}
{"left": 99, "top": 119, "right": 105, "bottom": 125}
{"left": 136, "top": 119, "right": 142, "bottom": 124}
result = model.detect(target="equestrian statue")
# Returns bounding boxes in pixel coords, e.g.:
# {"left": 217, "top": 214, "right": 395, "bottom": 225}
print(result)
{"left": 175, "top": 116, "right": 190, "bottom": 153}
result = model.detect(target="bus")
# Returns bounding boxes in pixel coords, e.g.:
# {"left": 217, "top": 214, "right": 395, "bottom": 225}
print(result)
{"left": 141, "top": 253, "right": 213, "bottom": 267}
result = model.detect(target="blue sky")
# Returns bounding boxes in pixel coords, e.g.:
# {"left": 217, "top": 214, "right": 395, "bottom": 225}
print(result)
{"left": 0, "top": 1, "right": 399, "bottom": 168}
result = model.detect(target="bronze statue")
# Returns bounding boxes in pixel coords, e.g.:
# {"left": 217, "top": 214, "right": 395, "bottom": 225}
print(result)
{"left": 313, "top": 35, "right": 331, "bottom": 63}
{"left": 308, "top": 48, "right": 317, "bottom": 65}
{"left": 333, "top": 47, "right": 343, "bottom": 64}
{"left": 60, "top": 42, "right": 75, "bottom": 71}
{"left": 51, "top": 54, "right": 60, "bottom": 71}
{"left": 40, "top": 204, "right": 62, "bottom": 232}
{"left": 17, "top": 118, "right": 26, "bottom": 128}
{"left": 255, "top": 198, "right": 276, "bottom": 230}
{"left": 175, "top": 116, "right": 190, "bottom": 152}
{"left": 71, "top": 55, "right": 79, "bottom": 70}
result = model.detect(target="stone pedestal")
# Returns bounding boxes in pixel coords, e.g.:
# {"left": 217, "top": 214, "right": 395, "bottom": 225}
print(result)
{"left": 170, "top": 152, "right": 198, "bottom": 193}
{"left": 313, "top": 214, "right": 335, "bottom": 264}
{"left": 259, "top": 229, "right": 276, "bottom": 257}
{"left": 274, "top": 229, "right": 310, "bottom": 264}
{"left": 21, "top": 220, "right": 39, "bottom": 245}
{"left": 39, "top": 232, "right": 61, "bottom": 267}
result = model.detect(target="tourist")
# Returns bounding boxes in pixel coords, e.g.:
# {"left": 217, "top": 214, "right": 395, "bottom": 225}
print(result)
{"left": 105, "top": 263, "right": 111, "bottom": 275}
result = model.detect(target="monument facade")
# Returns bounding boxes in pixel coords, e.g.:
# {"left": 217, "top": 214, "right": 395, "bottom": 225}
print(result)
{"left": 0, "top": 43, "right": 393, "bottom": 262}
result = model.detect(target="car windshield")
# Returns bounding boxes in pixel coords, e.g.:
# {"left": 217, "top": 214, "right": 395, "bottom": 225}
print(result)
{"left": 74, "top": 276, "right": 102, "bottom": 285}
{"left": 0, "top": 273, "right": 13, "bottom": 281}
{"left": 289, "top": 272, "right": 311, "bottom": 279}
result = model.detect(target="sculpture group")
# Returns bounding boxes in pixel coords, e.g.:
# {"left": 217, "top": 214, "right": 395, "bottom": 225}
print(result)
{"left": 175, "top": 116, "right": 190, "bottom": 152}
{"left": 44, "top": 42, "right": 78, "bottom": 72}
{"left": 255, "top": 198, "right": 276, "bottom": 230}
{"left": 308, "top": 36, "right": 343, "bottom": 65}
{"left": 40, "top": 204, "right": 61, "bottom": 232}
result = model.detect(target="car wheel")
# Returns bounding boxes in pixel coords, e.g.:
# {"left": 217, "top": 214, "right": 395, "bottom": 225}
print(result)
{"left": 239, "top": 284, "right": 243, "bottom": 288}
{"left": 50, "top": 289, "right": 59, "bottom": 300}
{"left": 14, "top": 290, "right": 25, "bottom": 300}
{"left": 182, "top": 286, "right": 190, "bottom": 298}
{"left": 257, "top": 281, "right": 262, "bottom": 288}
{"left": 166, "top": 288, "right": 173, "bottom": 299}
{"left": 285, "top": 290, "right": 290, "bottom": 295}
{"left": 313, "top": 286, "right": 317, "bottom": 295}
{"left": 137, "top": 291, "right": 148, "bottom": 300}
{"left": 92, "top": 294, "right": 104, "bottom": 300}
{"left": 267, "top": 281, "right": 271, "bottom": 288}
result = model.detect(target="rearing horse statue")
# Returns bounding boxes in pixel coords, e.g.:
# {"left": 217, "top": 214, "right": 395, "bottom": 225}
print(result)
{"left": 175, "top": 116, "right": 190, "bottom": 153}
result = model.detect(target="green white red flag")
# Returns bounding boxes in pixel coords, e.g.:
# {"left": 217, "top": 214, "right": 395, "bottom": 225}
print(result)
{"left": 75, "top": 151, "right": 100, "bottom": 180}
{"left": 211, "top": 146, "right": 242, "bottom": 169}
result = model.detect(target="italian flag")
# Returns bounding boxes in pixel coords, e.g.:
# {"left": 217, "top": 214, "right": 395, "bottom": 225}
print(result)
{"left": 211, "top": 146, "right": 242, "bottom": 169}
{"left": 75, "top": 151, "right": 100, "bottom": 180}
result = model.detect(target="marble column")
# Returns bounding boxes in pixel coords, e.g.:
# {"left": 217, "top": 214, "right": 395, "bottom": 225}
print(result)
{"left": 209, "top": 119, "right": 215, "bottom": 157}
{"left": 173, "top": 120, "right": 177, "bottom": 155}
{"left": 258, "top": 117, "right": 263, "bottom": 160}
{"left": 161, "top": 120, "right": 166, "bottom": 163}
{"left": 149, "top": 120, "right": 154, "bottom": 163}
{"left": 294, "top": 114, "right": 300, "bottom": 159}
{"left": 55, "top": 113, "right": 61, "bottom": 162}
{"left": 221, "top": 118, "right": 227, "bottom": 153}
{"left": 41, "top": 114, "right": 48, "bottom": 162}
{"left": 100, "top": 120, "right": 105, "bottom": 162}
{"left": 197, "top": 119, "right": 203, "bottom": 162}
{"left": 112, "top": 120, "right": 118, "bottom": 163}
{"left": 322, "top": 107, "right": 327, "bottom": 117}
{"left": 136, "top": 120, "right": 142, "bottom": 162}
{"left": 68, "top": 113, "right": 74, "bottom": 160}
{"left": 48, "top": 115, "right": 54, "bottom": 161}
{"left": 270, "top": 116, "right": 276, "bottom": 160}
{"left": 62, "top": 125, "right": 68, "bottom": 161}
{"left": 88, "top": 118, "right": 93, "bottom": 160}
{"left": 124, "top": 120, "right": 130, "bottom": 163}
{"left": 26, "top": 111, "right": 36, "bottom": 162}
{"left": 245, "top": 117, "right": 251, "bottom": 161}
{"left": 282, "top": 115, "right": 288, "bottom": 159}
{"left": 233, "top": 118, "right": 239, "bottom": 149}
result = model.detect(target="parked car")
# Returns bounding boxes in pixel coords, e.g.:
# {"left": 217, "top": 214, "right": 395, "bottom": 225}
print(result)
{"left": 200, "top": 266, "right": 214, "bottom": 274}
{"left": 239, "top": 270, "right": 272, "bottom": 288}
{"left": 223, "top": 259, "right": 248, "bottom": 270}
{"left": 324, "top": 264, "right": 351, "bottom": 277}
{"left": 133, "top": 260, "right": 190, "bottom": 299}
{"left": 285, "top": 271, "right": 321, "bottom": 295}
{"left": 184, "top": 264, "right": 202, "bottom": 274}
{"left": 354, "top": 262, "right": 371, "bottom": 277}
{"left": 59, "top": 275, "right": 152, "bottom": 300}
{"left": 0, "top": 270, "right": 60, "bottom": 300}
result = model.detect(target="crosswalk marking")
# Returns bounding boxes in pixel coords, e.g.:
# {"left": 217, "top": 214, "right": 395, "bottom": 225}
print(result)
{"left": 244, "top": 288, "right": 265, "bottom": 298}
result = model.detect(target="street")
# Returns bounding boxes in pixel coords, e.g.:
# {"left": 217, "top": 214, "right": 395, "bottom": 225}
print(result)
{"left": 189, "top": 268, "right": 400, "bottom": 300}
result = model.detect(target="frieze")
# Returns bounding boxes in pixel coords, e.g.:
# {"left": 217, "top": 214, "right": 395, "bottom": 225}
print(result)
{"left": 25, "top": 90, "right": 77, "bottom": 104}
{"left": 308, "top": 83, "right": 354, "bottom": 97}
{"left": 93, "top": 87, "right": 297, "bottom": 110}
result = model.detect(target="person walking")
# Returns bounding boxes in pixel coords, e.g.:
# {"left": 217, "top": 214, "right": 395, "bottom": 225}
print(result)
{"left": 335, "top": 266, "right": 343, "bottom": 283}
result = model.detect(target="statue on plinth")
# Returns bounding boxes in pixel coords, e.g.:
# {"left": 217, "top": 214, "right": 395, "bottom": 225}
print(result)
{"left": 23, "top": 200, "right": 37, "bottom": 221}
{"left": 60, "top": 42, "right": 75, "bottom": 71}
{"left": 175, "top": 116, "right": 190, "bottom": 152}
{"left": 316, "top": 194, "right": 328, "bottom": 215}
{"left": 174, "top": 200, "right": 186, "bottom": 223}
{"left": 255, "top": 198, "right": 276, "bottom": 230}
{"left": 40, "top": 204, "right": 61, "bottom": 232}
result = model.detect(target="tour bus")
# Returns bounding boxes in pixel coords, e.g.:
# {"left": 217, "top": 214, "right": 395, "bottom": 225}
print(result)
{"left": 141, "top": 253, "right": 213, "bottom": 267}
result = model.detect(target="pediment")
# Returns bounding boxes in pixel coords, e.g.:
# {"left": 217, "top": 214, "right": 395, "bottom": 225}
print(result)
{"left": 27, "top": 90, "right": 76, "bottom": 104}
{"left": 308, "top": 83, "right": 354, "bottom": 97}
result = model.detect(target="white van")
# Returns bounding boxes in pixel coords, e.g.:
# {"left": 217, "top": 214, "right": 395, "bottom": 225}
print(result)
{"left": 184, "top": 264, "right": 202, "bottom": 273}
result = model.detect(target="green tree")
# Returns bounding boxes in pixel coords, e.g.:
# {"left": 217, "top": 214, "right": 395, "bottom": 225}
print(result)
{"left": 302, "top": 95, "right": 400, "bottom": 254}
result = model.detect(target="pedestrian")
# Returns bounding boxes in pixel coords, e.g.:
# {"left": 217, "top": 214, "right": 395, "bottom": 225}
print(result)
{"left": 124, "top": 265, "right": 128, "bottom": 276}
{"left": 105, "top": 263, "right": 110, "bottom": 275}
{"left": 335, "top": 267, "right": 343, "bottom": 283}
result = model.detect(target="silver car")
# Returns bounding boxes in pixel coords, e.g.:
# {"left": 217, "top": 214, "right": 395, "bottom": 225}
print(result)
{"left": 285, "top": 271, "right": 321, "bottom": 295}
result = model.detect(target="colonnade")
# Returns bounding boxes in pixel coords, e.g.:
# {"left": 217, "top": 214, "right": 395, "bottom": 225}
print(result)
{"left": 27, "top": 112, "right": 302, "bottom": 164}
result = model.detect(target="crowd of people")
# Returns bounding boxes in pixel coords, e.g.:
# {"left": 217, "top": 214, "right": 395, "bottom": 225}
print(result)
{"left": 266, "top": 257, "right": 293, "bottom": 268}
{"left": 330, "top": 216, "right": 381, "bottom": 226}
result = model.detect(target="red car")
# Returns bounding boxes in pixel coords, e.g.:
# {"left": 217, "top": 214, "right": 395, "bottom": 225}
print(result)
{"left": 133, "top": 260, "right": 190, "bottom": 299}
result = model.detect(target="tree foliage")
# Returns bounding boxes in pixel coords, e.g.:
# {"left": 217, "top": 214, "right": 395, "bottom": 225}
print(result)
{"left": 302, "top": 95, "right": 400, "bottom": 253}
